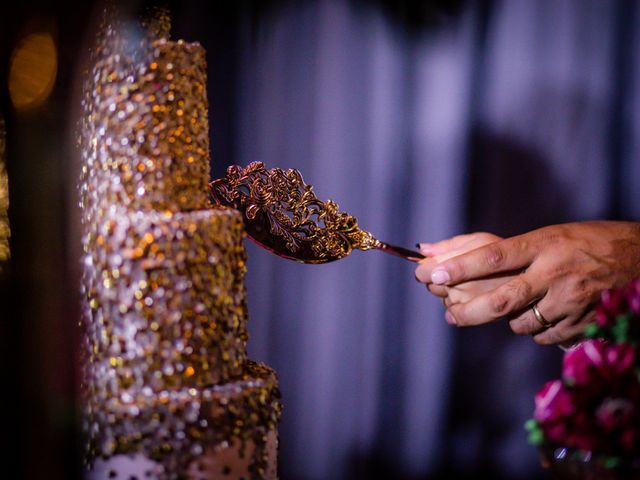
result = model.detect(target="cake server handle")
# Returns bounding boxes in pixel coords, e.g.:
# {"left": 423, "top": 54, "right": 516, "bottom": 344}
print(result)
{"left": 374, "top": 242, "right": 425, "bottom": 262}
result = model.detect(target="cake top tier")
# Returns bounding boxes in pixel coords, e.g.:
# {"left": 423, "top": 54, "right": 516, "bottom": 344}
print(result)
{"left": 80, "top": 13, "right": 211, "bottom": 218}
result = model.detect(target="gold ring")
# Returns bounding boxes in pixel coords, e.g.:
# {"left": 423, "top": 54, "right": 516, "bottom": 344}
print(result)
{"left": 532, "top": 303, "right": 552, "bottom": 329}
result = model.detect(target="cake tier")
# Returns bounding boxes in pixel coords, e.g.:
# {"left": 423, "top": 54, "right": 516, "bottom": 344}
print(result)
{"left": 87, "top": 432, "right": 278, "bottom": 480}
{"left": 82, "top": 206, "right": 248, "bottom": 395}
{"left": 84, "top": 361, "right": 281, "bottom": 480}
{"left": 81, "top": 36, "right": 210, "bottom": 218}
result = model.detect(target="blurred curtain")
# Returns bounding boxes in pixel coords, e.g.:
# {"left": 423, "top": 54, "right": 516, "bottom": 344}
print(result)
{"left": 238, "top": 0, "right": 467, "bottom": 478}
{"left": 230, "top": 0, "right": 640, "bottom": 479}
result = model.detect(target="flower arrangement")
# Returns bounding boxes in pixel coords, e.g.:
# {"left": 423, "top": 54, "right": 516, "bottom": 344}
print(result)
{"left": 525, "top": 279, "right": 640, "bottom": 476}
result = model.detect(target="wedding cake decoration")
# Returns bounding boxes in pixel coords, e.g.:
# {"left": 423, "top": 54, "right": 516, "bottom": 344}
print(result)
{"left": 78, "top": 8, "right": 281, "bottom": 479}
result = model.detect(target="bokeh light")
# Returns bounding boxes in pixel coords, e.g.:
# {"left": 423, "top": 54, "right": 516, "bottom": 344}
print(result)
{"left": 8, "top": 32, "right": 58, "bottom": 111}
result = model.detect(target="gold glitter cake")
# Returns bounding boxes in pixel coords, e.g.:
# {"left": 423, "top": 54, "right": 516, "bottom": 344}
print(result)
{"left": 79, "top": 9, "right": 281, "bottom": 479}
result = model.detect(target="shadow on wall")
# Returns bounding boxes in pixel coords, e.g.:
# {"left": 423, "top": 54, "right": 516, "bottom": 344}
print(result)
{"left": 467, "top": 127, "right": 574, "bottom": 236}
{"left": 446, "top": 126, "right": 574, "bottom": 479}
{"left": 468, "top": 82, "right": 612, "bottom": 234}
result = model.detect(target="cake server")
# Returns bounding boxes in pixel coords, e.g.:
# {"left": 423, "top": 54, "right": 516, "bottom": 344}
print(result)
{"left": 210, "top": 162, "right": 424, "bottom": 264}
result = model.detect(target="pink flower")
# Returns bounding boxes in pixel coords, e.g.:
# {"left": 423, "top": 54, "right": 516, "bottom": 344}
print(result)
{"left": 562, "top": 340, "right": 604, "bottom": 386}
{"left": 604, "top": 343, "right": 636, "bottom": 377}
{"left": 600, "top": 288, "right": 625, "bottom": 316}
{"left": 528, "top": 279, "right": 640, "bottom": 459}
{"left": 625, "top": 280, "right": 640, "bottom": 315}
{"left": 595, "top": 305, "right": 613, "bottom": 328}
{"left": 562, "top": 340, "right": 636, "bottom": 386}
{"left": 596, "top": 397, "right": 635, "bottom": 431}
{"left": 543, "top": 421, "right": 571, "bottom": 445}
{"left": 620, "top": 427, "right": 638, "bottom": 453}
{"left": 534, "top": 380, "right": 575, "bottom": 423}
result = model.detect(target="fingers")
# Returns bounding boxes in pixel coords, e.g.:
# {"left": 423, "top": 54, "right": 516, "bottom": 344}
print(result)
{"left": 507, "top": 294, "right": 558, "bottom": 336}
{"left": 415, "top": 245, "right": 496, "bottom": 284}
{"left": 416, "top": 233, "right": 502, "bottom": 284}
{"left": 427, "top": 284, "right": 448, "bottom": 297}
{"left": 428, "top": 276, "right": 516, "bottom": 304}
{"left": 431, "top": 269, "right": 593, "bottom": 347}
{"left": 416, "top": 251, "right": 462, "bottom": 284}
{"left": 507, "top": 292, "right": 595, "bottom": 345}
{"left": 430, "top": 234, "right": 538, "bottom": 286}
{"left": 418, "top": 232, "right": 497, "bottom": 256}
{"left": 532, "top": 313, "right": 593, "bottom": 346}
{"left": 446, "top": 273, "right": 542, "bottom": 326}
{"left": 415, "top": 257, "right": 439, "bottom": 284}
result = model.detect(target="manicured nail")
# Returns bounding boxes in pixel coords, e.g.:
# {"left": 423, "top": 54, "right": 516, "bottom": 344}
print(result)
{"left": 445, "top": 311, "right": 457, "bottom": 325}
{"left": 418, "top": 243, "right": 435, "bottom": 255}
{"left": 431, "top": 268, "right": 450, "bottom": 285}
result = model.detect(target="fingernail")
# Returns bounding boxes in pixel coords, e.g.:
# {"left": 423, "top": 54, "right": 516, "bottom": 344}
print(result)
{"left": 418, "top": 242, "right": 434, "bottom": 254}
{"left": 445, "top": 311, "right": 457, "bottom": 325}
{"left": 431, "top": 268, "right": 450, "bottom": 285}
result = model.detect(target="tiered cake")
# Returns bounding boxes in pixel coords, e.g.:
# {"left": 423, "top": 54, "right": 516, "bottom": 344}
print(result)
{"left": 79, "top": 10, "right": 281, "bottom": 479}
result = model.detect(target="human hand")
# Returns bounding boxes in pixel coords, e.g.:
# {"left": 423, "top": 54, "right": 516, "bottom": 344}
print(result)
{"left": 415, "top": 221, "right": 640, "bottom": 345}
{"left": 416, "top": 232, "right": 508, "bottom": 307}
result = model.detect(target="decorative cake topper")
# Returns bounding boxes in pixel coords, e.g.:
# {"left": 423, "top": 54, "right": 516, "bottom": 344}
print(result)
{"left": 210, "top": 162, "right": 425, "bottom": 264}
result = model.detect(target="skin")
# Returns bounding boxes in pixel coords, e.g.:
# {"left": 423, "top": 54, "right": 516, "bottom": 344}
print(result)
{"left": 414, "top": 221, "right": 640, "bottom": 346}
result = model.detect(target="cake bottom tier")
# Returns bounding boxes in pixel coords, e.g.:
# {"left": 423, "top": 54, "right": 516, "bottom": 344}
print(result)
{"left": 84, "top": 361, "right": 281, "bottom": 480}
{"left": 87, "top": 430, "right": 277, "bottom": 480}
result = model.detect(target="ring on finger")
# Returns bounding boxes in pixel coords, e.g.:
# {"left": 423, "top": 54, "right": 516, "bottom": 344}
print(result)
{"left": 532, "top": 303, "right": 552, "bottom": 329}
